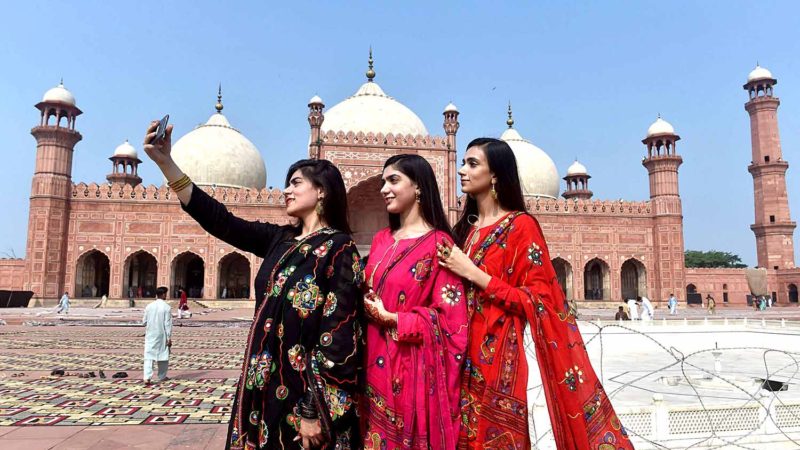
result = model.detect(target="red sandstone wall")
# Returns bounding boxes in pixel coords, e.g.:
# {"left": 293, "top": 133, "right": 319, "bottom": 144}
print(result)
{"left": 685, "top": 268, "right": 751, "bottom": 306}
{"left": 0, "top": 259, "right": 26, "bottom": 290}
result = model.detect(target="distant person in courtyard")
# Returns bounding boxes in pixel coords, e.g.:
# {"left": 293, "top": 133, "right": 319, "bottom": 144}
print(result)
{"left": 91, "top": 284, "right": 98, "bottom": 297}
{"left": 668, "top": 293, "right": 678, "bottom": 315}
{"left": 706, "top": 294, "right": 716, "bottom": 315}
{"left": 178, "top": 288, "right": 190, "bottom": 319}
{"left": 637, "top": 295, "right": 654, "bottom": 321}
{"left": 627, "top": 298, "right": 639, "bottom": 320}
{"left": 94, "top": 294, "right": 108, "bottom": 309}
{"left": 615, "top": 305, "right": 630, "bottom": 321}
{"left": 143, "top": 286, "right": 172, "bottom": 384}
{"left": 56, "top": 291, "right": 70, "bottom": 314}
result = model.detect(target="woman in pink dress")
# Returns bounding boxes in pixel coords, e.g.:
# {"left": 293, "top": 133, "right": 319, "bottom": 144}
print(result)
{"left": 362, "top": 154, "right": 468, "bottom": 450}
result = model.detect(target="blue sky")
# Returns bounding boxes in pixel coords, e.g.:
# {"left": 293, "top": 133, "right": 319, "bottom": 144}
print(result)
{"left": 1, "top": 1, "right": 799, "bottom": 265}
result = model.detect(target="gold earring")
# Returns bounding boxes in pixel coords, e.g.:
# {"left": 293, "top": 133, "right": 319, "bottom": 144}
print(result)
{"left": 490, "top": 181, "right": 498, "bottom": 200}
{"left": 315, "top": 199, "right": 323, "bottom": 215}
{"left": 415, "top": 190, "right": 421, "bottom": 204}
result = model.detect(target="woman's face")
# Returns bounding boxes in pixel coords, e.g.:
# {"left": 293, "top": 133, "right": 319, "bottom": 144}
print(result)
{"left": 458, "top": 145, "right": 494, "bottom": 195}
{"left": 283, "top": 169, "right": 322, "bottom": 218}
{"left": 380, "top": 165, "right": 417, "bottom": 215}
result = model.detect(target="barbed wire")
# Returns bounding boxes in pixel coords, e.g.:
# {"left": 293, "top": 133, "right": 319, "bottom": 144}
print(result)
{"left": 522, "top": 320, "right": 800, "bottom": 449}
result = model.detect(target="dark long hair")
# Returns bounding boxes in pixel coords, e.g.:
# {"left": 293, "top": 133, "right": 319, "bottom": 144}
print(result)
{"left": 453, "top": 138, "right": 527, "bottom": 246}
{"left": 383, "top": 154, "right": 453, "bottom": 238}
{"left": 284, "top": 159, "right": 352, "bottom": 235}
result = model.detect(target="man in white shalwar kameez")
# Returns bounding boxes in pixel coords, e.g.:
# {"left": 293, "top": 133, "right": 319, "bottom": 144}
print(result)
{"left": 626, "top": 298, "right": 639, "bottom": 320}
{"left": 638, "top": 296, "right": 654, "bottom": 322}
{"left": 143, "top": 286, "right": 172, "bottom": 384}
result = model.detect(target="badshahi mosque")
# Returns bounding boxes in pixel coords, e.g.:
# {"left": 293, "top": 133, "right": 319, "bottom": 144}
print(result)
{"left": 0, "top": 57, "right": 798, "bottom": 307}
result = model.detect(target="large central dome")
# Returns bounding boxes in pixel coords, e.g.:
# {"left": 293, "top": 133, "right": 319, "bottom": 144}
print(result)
{"left": 170, "top": 102, "right": 267, "bottom": 189}
{"left": 320, "top": 53, "right": 428, "bottom": 137}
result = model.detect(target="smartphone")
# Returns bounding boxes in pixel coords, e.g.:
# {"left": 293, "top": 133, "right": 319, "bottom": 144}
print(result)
{"left": 154, "top": 114, "right": 169, "bottom": 142}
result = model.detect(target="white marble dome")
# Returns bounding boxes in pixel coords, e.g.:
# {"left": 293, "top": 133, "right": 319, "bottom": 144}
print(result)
{"left": 321, "top": 81, "right": 428, "bottom": 136}
{"left": 646, "top": 116, "right": 675, "bottom": 137}
{"left": 113, "top": 140, "right": 138, "bottom": 158}
{"left": 443, "top": 102, "right": 458, "bottom": 113}
{"left": 42, "top": 82, "right": 76, "bottom": 106}
{"left": 500, "top": 127, "right": 560, "bottom": 199}
{"left": 566, "top": 160, "right": 587, "bottom": 176}
{"left": 309, "top": 95, "right": 323, "bottom": 105}
{"left": 170, "top": 113, "right": 267, "bottom": 189}
{"left": 748, "top": 65, "right": 774, "bottom": 82}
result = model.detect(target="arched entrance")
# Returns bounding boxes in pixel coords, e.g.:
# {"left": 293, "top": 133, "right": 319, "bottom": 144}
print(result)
{"left": 123, "top": 251, "right": 158, "bottom": 299}
{"left": 686, "top": 284, "right": 697, "bottom": 295}
{"left": 584, "top": 258, "right": 610, "bottom": 300}
{"left": 74, "top": 250, "right": 110, "bottom": 298}
{"left": 551, "top": 258, "right": 573, "bottom": 299}
{"left": 789, "top": 284, "right": 799, "bottom": 303}
{"left": 218, "top": 252, "right": 251, "bottom": 299}
{"left": 347, "top": 175, "right": 389, "bottom": 255}
{"left": 723, "top": 283, "right": 729, "bottom": 303}
{"left": 172, "top": 252, "right": 204, "bottom": 299}
{"left": 621, "top": 258, "right": 647, "bottom": 300}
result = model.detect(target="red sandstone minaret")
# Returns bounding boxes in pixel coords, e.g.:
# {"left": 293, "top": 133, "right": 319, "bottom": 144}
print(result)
{"left": 562, "top": 159, "right": 593, "bottom": 200}
{"left": 743, "top": 65, "right": 796, "bottom": 270}
{"left": 308, "top": 94, "right": 325, "bottom": 159}
{"left": 25, "top": 81, "right": 83, "bottom": 298}
{"left": 106, "top": 140, "right": 142, "bottom": 186}
{"left": 443, "top": 102, "right": 460, "bottom": 223}
{"left": 642, "top": 115, "right": 685, "bottom": 301}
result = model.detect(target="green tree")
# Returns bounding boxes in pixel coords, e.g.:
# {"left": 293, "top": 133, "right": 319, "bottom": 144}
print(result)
{"left": 684, "top": 250, "right": 747, "bottom": 268}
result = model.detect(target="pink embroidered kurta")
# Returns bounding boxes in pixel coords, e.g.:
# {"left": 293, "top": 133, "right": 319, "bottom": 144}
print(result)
{"left": 363, "top": 229, "right": 468, "bottom": 450}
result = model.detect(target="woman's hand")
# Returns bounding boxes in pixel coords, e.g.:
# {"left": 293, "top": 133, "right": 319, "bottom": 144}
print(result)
{"left": 295, "top": 418, "right": 324, "bottom": 449}
{"left": 142, "top": 120, "right": 175, "bottom": 168}
{"left": 437, "top": 242, "right": 492, "bottom": 289}
{"left": 364, "top": 290, "right": 397, "bottom": 327}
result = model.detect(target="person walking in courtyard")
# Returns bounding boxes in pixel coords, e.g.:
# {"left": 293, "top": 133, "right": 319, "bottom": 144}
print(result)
{"left": 438, "top": 138, "right": 631, "bottom": 450}
{"left": 178, "top": 288, "right": 190, "bottom": 319}
{"left": 361, "top": 154, "right": 467, "bottom": 450}
{"left": 627, "top": 297, "right": 640, "bottom": 320}
{"left": 637, "top": 296, "right": 654, "bottom": 322}
{"left": 144, "top": 121, "right": 363, "bottom": 450}
{"left": 143, "top": 286, "right": 172, "bottom": 384}
{"left": 615, "top": 305, "right": 630, "bottom": 321}
{"left": 56, "top": 291, "right": 70, "bottom": 314}
{"left": 668, "top": 293, "right": 678, "bottom": 315}
{"left": 706, "top": 294, "right": 716, "bottom": 315}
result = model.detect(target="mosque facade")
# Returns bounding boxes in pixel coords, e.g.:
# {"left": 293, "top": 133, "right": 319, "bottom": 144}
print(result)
{"left": 0, "top": 60, "right": 798, "bottom": 307}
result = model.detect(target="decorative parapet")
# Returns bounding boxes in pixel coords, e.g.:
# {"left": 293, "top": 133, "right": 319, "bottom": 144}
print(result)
{"left": 70, "top": 182, "right": 286, "bottom": 206}
{"left": 320, "top": 130, "right": 449, "bottom": 149}
{"left": 525, "top": 197, "right": 652, "bottom": 216}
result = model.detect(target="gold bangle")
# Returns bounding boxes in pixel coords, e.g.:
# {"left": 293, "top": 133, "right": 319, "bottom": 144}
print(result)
{"left": 169, "top": 175, "right": 192, "bottom": 192}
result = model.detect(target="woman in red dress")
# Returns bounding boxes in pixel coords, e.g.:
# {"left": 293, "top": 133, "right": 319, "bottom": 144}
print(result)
{"left": 438, "top": 138, "right": 633, "bottom": 450}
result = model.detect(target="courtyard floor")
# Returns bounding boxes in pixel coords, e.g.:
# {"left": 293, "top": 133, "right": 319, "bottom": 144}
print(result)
{"left": 0, "top": 303, "right": 799, "bottom": 449}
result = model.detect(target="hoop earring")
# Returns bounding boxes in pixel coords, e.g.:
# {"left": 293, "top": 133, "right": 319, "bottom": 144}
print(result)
{"left": 490, "top": 180, "right": 498, "bottom": 200}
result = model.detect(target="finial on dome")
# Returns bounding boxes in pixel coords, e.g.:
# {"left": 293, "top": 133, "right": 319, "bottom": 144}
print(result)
{"left": 506, "top": 101, "right": 514, "bottom": 128}
{"left": 366, "top": 47, "right": 376, "bottom": 82}
{"left": 59, "top": 77, "right": 64, "bottom": 87}
{"left": 215, "top": 83, "right": 224, "bottom": 113}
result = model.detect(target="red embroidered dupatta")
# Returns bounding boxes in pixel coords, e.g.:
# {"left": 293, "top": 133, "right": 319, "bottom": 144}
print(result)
{"left": 459, "top": 213, "right": 633, "bottom": 450}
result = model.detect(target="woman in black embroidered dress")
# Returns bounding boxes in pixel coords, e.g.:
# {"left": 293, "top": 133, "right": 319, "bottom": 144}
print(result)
{"left": 143, "top": 122, "right": 363, "bottom": 450}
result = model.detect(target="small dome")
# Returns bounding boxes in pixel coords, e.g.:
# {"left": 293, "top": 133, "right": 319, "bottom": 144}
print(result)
{"left": 170, "top": 112, "right": 267, "bottom": 189}
{"left": 566, "top": 160, "right": 587, "bottom": 176}
{"left": 42, "top": 82, "right": 76, "bottom": 106}
{"left": 748, "top": 65, "right": 774, "bottom": 82}
{"left": 500, "top": 127, "right": 559, "bottom": 199}
{"left": 443, "top": 102, "right": 458, "bottom": 113}
{"left": 321, "top": 81, "right": 428, "bottom": 136}
{"left": 309, "top": 95, "right": 323, "bottom": 105}
{"left": 113, "top": 140, "right": 138, "bottom": 158}
{"left": 646, "top": 116, "right": 675, "bottom": 137}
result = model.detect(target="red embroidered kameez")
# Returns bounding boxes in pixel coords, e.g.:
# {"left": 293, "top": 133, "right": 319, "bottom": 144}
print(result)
{"left": 459, "top": 212, "right": 633, "bottom": 450}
